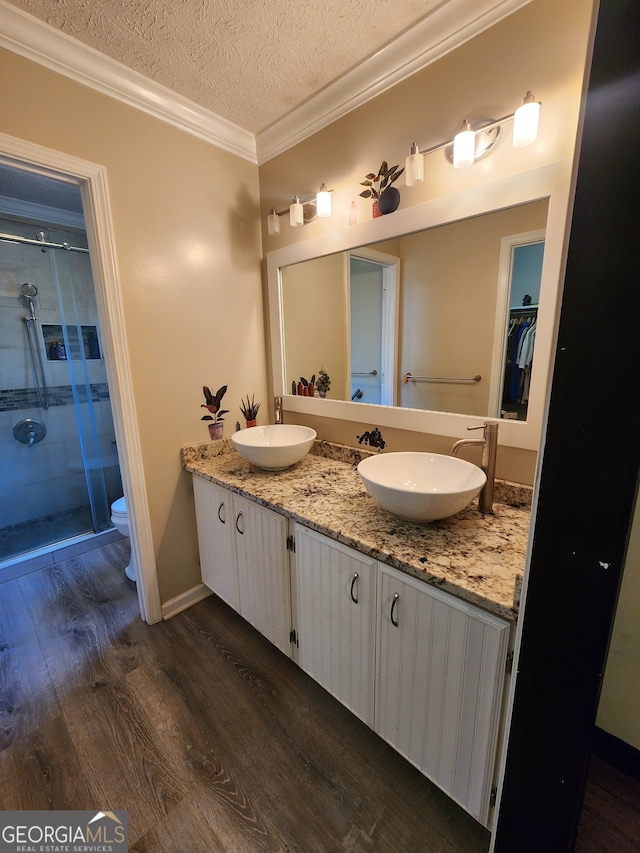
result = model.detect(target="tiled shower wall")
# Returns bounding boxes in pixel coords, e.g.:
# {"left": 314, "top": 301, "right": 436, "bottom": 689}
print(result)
{"left": 0, "top": 217, "right": 122, "bottom": 529}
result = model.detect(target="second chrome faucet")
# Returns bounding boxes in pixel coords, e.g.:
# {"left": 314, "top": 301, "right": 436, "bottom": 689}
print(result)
{"left": 450, "top": 422, "right": 499, "bottom": 514}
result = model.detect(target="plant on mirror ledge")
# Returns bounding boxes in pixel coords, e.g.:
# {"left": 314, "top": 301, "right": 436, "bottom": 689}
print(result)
{"left": 316, "top": 368, "right": 331, "bottom": 398}
{"left": 201, "top": 384, "right": 228, "bottom": 440}
{"left": 239, "top": 394, "right": 261, "bottom": 427}
{"left": 359, "top": 160, "right": 404, "bottom": 217}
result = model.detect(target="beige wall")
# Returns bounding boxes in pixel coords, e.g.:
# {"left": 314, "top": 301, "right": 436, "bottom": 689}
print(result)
{"left": 1, "top": 49, "right": 266, "bottom": 604}
{"left": 398, "top": 201, "right": 548, "bottom": 415}
{"left": 596, "top": 503, "right": 640, "bottom": 751}
{"left": 282, "top": 253, "right": 348, "bottom": 398}
{"left": 259, "top": 0, "right": 594, "bottom": 486}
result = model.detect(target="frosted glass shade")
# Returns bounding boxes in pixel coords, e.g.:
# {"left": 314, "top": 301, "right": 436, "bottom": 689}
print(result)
{"left": 267, "top": 208, "right": 280, "bottom": 235}
{"left": 316, "top": 184, "right": 332, "bottom": 217}
{"left": 290, "top": 197, "right": 304, "bottom": 227}
{"left": 405, "top": 143, "right": 424, "bottom": 185}
{"left": 453, "top": 123, "right": 476, "bottom": 169}
{"left": 513, "top": 97, "right": 540, "bottom": 147}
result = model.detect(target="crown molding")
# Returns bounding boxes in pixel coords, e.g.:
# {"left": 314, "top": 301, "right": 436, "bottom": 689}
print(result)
{"left": 0, "top": 0, "right": 530, "bottom": 167}
{"left": 0, "top": 0, "right": 257, "bottom": 164}
{"left": 255, "top": 0, "right": 532, "bottom": 164}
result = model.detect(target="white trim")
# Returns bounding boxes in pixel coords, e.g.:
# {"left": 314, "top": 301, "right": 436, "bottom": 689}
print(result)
{"left": 0, "top": 131, "right": 162, "bottom": 625}
{"left": 0, "top": 194, "right": 85, "bottom": 229}
{"left": 0, "top": 0, "right": 531, "bottom": 166}
{"left": 255, "top": 0, "right": 533, "bottom": 163}
{"left": 161, "top": 583, "right": 212, "bottom": 620}
{"left": 0, "top": 0, "right": 256, "bottom": 164}
{"left": 348, "top": 248, "right": 400, "bottom": 407}
{"left": 489, "top": 228, "right": 545, "bottom": 417}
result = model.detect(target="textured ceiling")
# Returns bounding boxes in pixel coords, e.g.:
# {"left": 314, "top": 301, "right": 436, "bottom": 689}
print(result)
{"left": 6, "top": 0, "right": 441, "bottom": 134}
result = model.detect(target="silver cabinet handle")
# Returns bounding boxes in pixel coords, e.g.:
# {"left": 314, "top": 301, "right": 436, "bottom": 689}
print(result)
{"left": 390, "top": 592, "right": 400, "bottom": 627}
{"left": 217, "top": 501, "right": 226, "bottom": 524}
{"left": 235, "top": 512, "right": 244, "bottom": 535}
{"left": 350, "top": 572, "right": 359, "bottom": 604}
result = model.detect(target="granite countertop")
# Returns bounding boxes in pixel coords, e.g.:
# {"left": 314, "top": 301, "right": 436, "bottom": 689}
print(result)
{"left": 182, "top": 439, "right": 532, "bottom": 622}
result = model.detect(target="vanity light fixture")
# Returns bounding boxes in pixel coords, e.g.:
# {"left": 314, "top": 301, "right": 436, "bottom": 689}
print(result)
{"left": 405, "top": 91, "right": 541, "bottom": 179}
{"left": 266, "top": 184, "right": 333, "bottom": 235}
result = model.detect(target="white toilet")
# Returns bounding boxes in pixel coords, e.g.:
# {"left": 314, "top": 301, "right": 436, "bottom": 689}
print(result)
{"left": 110, "top": 496, "right": 136, "bottom": 582}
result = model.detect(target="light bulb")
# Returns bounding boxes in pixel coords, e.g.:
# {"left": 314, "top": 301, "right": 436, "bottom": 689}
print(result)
{"left": 453, "top": 121, "right": 476, "bottom": 169}
{"left": 513, "top": 91, "right": 540, "bottom": 147}
{"left": 316, "top": 183, "right": 332, "bottom": 218}
{"left": 290, "top": 197, "right": 304, "bottom": 227}
{"left": 267, "top": 207, "right": 280, "bottom": 235}
{"left": 405, "top": 143, "right": 424, "bottom": 186}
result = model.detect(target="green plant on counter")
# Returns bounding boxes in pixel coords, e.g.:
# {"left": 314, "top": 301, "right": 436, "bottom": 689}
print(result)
{"left": 201, "top": 384, "right": 229, "bottom": 422}
{"left": 239, "top": 394, "right": 261, "bottom": 421}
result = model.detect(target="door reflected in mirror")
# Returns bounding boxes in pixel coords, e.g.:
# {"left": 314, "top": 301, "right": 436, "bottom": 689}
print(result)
{"left": 281, "top": 199, "right": 548, "bottom": 422}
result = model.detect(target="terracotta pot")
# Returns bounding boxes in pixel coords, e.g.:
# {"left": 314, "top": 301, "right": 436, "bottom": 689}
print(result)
{"left": 208, "top": 421, "right": 224, "bottom": 440}
{"left": 372, "top": 200, "right": 382, "bottom": 218}
{"left": 245, "top": 419, "right": 257, "bottom": 428}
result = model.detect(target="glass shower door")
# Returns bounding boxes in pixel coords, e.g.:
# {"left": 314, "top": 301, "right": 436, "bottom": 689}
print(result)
{"left": 0, "top": 219, "right": 121, "bottom": 564}
{"left": 49, "top": 229, "right": 113, "bottom": 535}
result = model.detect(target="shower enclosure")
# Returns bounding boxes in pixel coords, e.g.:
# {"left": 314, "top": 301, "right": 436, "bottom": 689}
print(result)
{"left": 0, "top": 216, "right": 122, "bottom": 564}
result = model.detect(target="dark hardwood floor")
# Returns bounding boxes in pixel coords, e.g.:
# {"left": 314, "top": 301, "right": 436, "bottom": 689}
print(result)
{"left": 575, "top": 754, "right": 640, "bottom": 852}
{"left": 0, "top": 541, "right": 490, "bottom": 851}
{"left": 3, "top": 540, "right": 638, "bottom": 851}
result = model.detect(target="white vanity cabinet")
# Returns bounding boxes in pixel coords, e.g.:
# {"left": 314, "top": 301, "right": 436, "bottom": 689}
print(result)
{"left": 192, "top": 476, "right": 290, "bottom": 655}
{"left": 191, "top": 473, "right": 511, "bottom": 828}
{"left": 376, "top": 563, "right": 510, "bottom": 825}
{"left": 192, "top": 475, "right": 238, "bottom": 610}
{"left": 232, "top": 493, "right": 290, "bottom": 655}
{"left": 292, "top": 525, "right": 377, "bottom": 727}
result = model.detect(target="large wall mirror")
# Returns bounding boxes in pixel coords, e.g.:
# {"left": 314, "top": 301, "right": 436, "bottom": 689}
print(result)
{"left": 268, "top": 162, "right": 571, "bottom": 451}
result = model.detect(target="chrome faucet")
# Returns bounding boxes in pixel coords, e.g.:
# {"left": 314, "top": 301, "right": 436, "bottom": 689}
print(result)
{"left": 274, "top": 395, "right": 283, "bottom": 425}
{"left": 450, "top": 422, "right": 499, "bottom": 514}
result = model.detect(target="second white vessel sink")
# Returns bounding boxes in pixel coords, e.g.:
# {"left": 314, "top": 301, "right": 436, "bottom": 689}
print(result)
{"left": 357, "top": 451, "right": 486, "bottom": 522}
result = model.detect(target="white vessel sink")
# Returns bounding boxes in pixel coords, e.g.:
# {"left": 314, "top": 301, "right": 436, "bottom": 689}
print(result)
{"left": 231, "top": 424, "right": 317, "bottom": 471}
{"left": 357, "top": 452, "right": 486, "bottom": 522}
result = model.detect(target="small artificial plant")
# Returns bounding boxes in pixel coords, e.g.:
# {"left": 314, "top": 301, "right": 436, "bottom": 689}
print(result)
{"left": 316, "top": 368, "right": 331, "bottom": 394}
{"left": 359, "top": 160, "right": 404, "bottom": 201}
{"left": 239, "top": 394, "right": 261, "bottom": 421}
{"left": 201, "top": 384, "right": 229, "bottom": 423}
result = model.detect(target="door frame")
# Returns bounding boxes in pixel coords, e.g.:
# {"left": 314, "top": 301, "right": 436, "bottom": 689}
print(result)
{"left": 0, "top": 131, "right": 161, "bottom": 624}
{"left": 489, "top": 228, "right": 546, "bottom": 418}
{"left": 347, "top": 247, "right": 400, "bottom": 407}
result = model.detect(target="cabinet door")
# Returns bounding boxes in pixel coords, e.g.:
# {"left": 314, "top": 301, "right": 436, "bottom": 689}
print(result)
{"left": 192, "top": 475, "right": 238, "bottom": 609}
{"left": 233, "top": 495, "right": 291, "bottom": 655}
{"left": 294, "top": 526, "right": 376, "bottom": 726}
{"left": 376, "top": 563, "right": 509, "bottom": 826}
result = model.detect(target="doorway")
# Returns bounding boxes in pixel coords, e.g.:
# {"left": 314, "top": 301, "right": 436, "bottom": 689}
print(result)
{"left": 0, "top": 169, "right": 123, "bottom": 567}
{"left": 348, "top": 249, "right": 399, "bottom": 406}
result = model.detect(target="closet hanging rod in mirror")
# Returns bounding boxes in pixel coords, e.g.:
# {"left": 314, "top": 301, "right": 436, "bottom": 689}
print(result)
{"left": 403, "top": 372, "right": 482, "bottom": 384}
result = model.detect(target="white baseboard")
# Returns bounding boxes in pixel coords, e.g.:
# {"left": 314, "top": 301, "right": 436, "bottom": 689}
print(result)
{"left": 161, "top": 583, "right": 212, "bottom": 620}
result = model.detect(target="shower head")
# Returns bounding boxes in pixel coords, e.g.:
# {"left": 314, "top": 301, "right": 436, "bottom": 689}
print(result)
{"left": 21, "top": 282, "right": 38, "bottom": 298}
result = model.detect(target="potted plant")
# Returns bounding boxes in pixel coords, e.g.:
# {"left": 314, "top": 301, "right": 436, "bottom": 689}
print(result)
{"left": 239, "top": 394, "right": 260, "bottom": 427}
{"left": 201, "top": 384, "right": 228, "bottom": 440}
{"left": 316, "top": 368, "right": 331, "bottom": 398}
{"left": 359, "top": 160, "right": 404, "bottom": 217}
